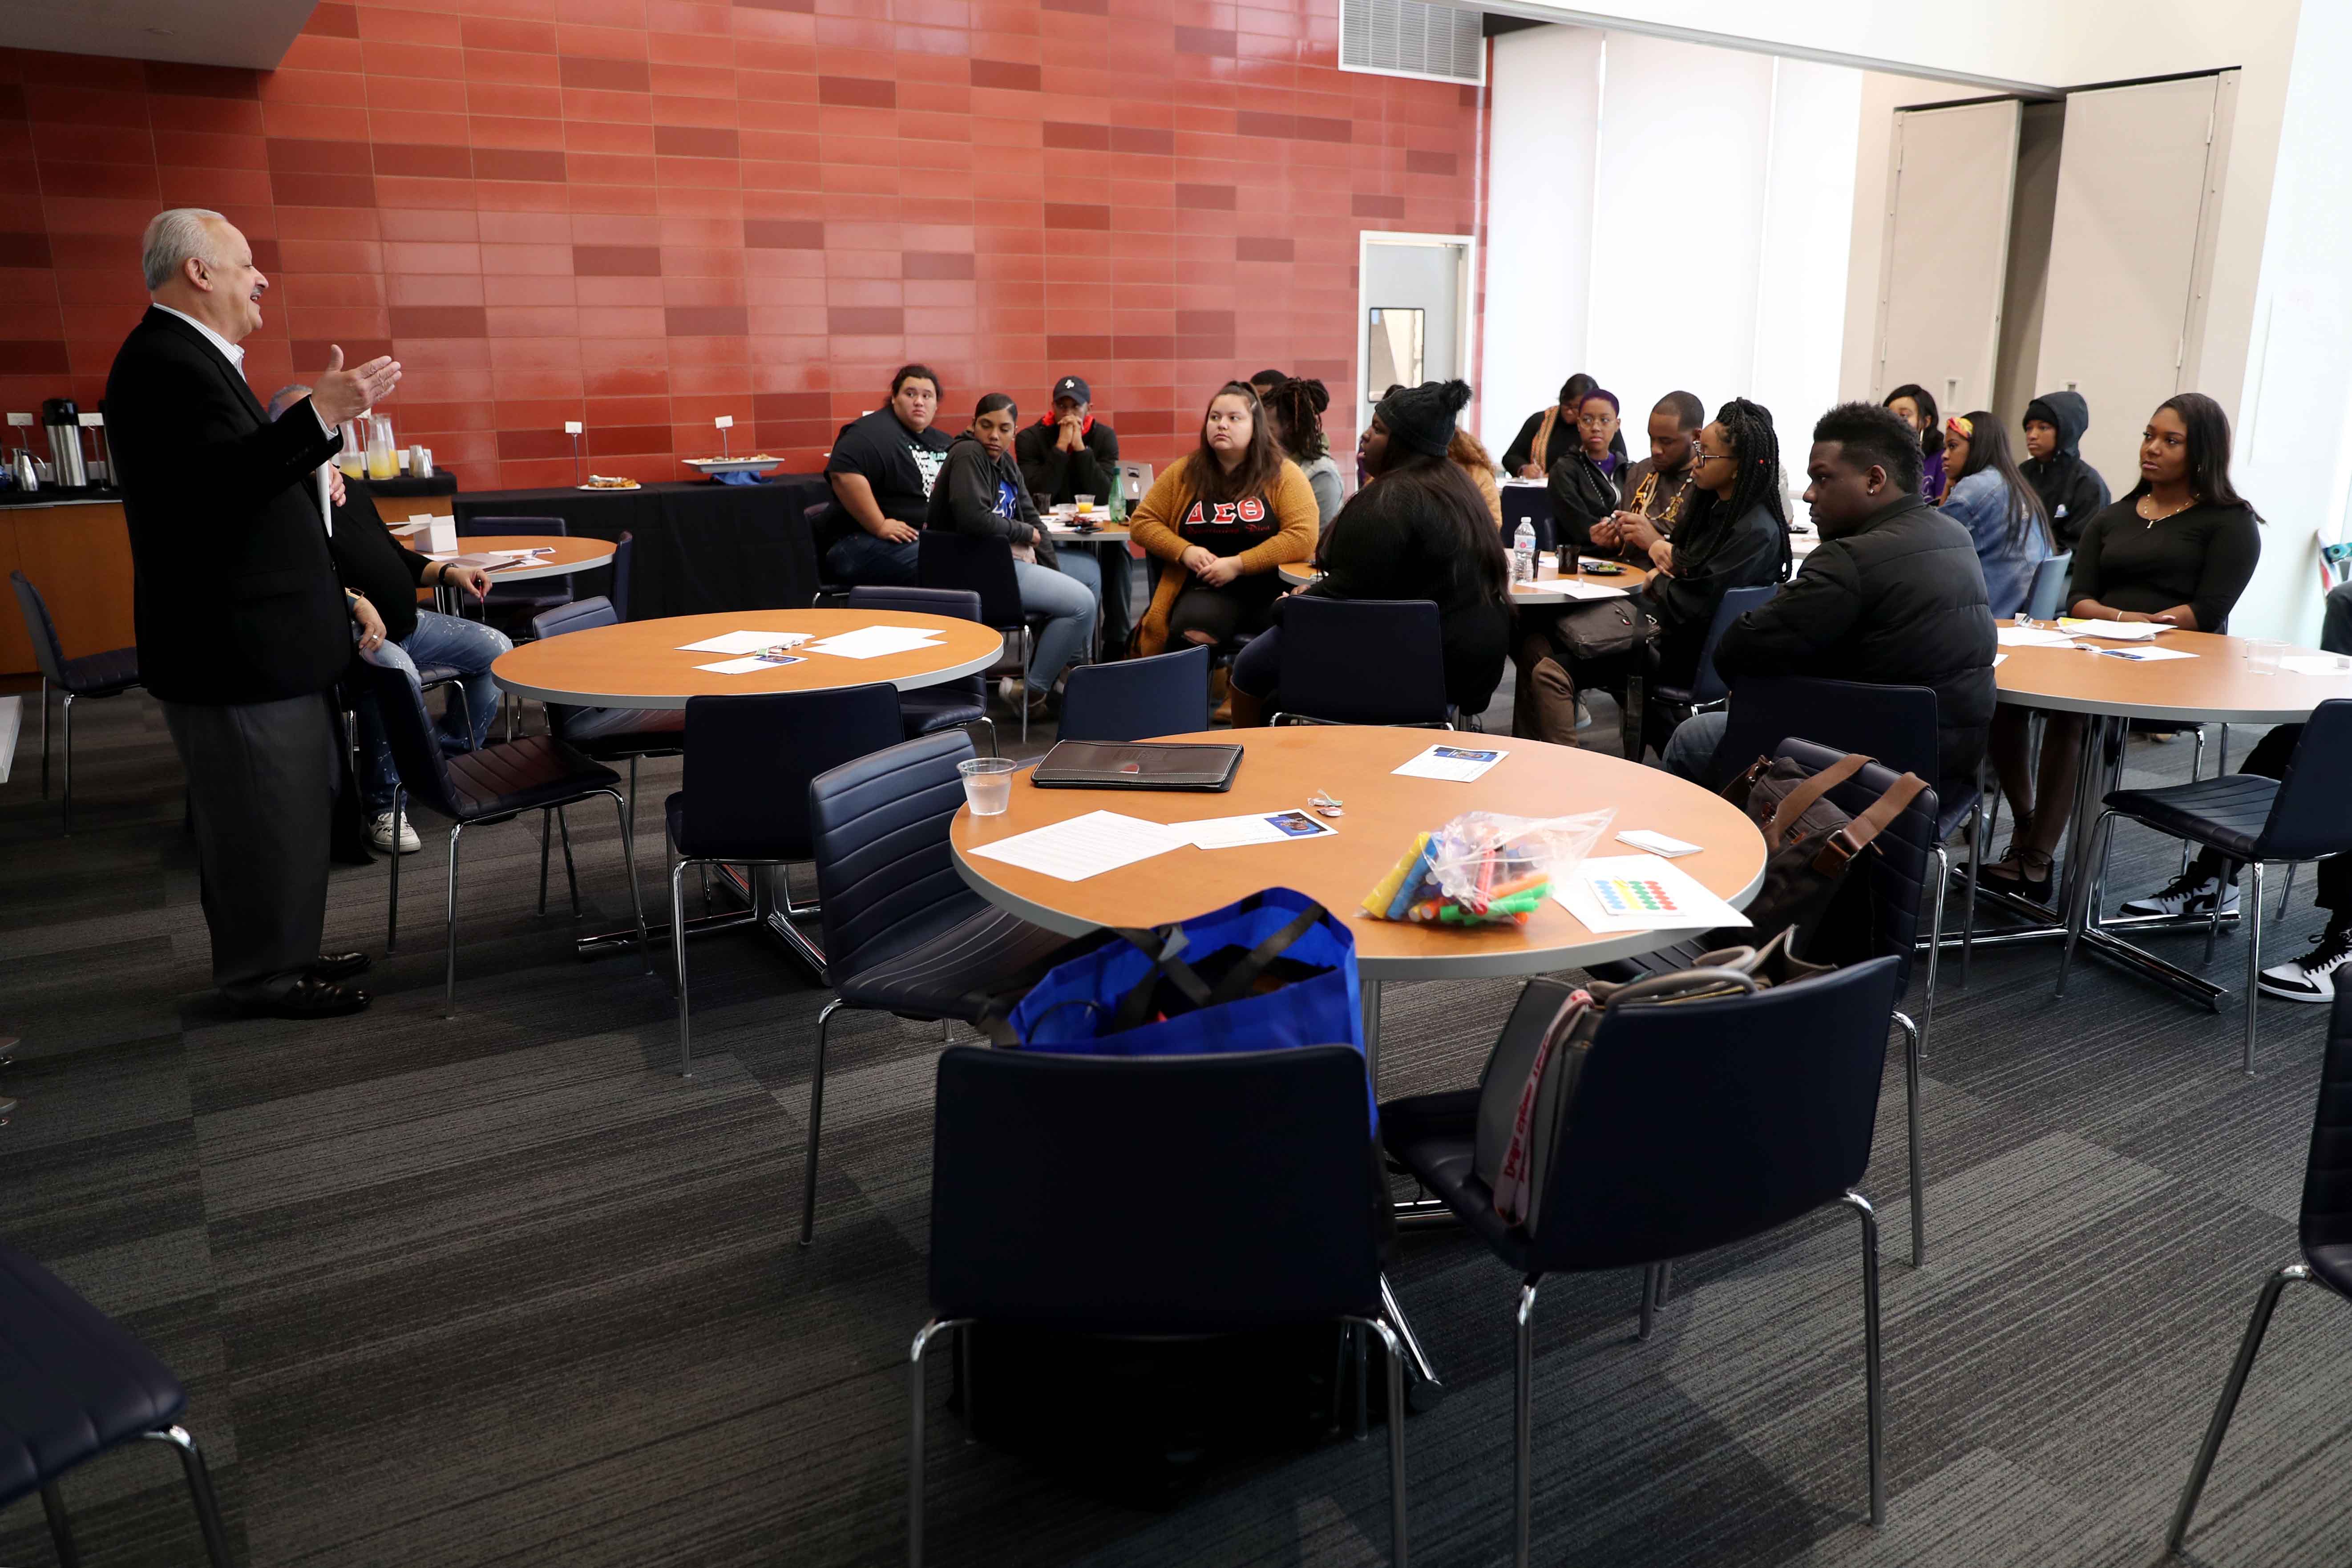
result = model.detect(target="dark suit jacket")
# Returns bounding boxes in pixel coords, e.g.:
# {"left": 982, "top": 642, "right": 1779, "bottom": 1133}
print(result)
{"left": 329, "top": 480, "right": 432, "bottom": 644}
{"left": 105, "top": 307, "right": 346, "bottom": 705}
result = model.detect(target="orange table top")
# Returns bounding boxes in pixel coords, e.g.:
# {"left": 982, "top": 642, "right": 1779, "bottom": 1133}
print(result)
{"left": 950, "top": 725, "right": 1766, "bottom": 981}
{"left": 427, "top": 533, "right": 614, "bottom": 583}
{"left": 1994, "top": 621, "right": 2352, "bottom": 723}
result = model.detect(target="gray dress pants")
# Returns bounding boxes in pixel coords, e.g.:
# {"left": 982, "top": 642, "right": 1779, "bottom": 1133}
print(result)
{"left": 162, "top": 691, "right": 337, "bottom": 1005}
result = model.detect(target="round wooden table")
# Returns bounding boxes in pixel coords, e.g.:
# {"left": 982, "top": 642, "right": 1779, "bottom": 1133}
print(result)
{"left": 1044, "top": 521, "right": 1130, "bottom": 544}
{"left": 489, "top": 608, "right": 1003, "bottom": 711}
{"left": 437, "top": 533, "right": 615, "bottom": 583}
{"left": 1278, "top": 553, "right": 1655, "bottom": 602}
{"left": 1992, "top": 621, "right": 2352, "bottom": 1018}
{"left": 950, "top": 725, "right": 1765, "bottom": 984}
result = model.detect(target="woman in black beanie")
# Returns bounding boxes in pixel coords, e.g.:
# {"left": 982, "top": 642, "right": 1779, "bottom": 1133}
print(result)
{"left": 1227, "top": 380, "right": 1511, "bottom": 725}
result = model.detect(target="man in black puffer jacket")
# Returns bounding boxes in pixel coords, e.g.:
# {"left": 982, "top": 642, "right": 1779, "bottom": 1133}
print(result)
{"left": 1660, "top": 400, "right": 1997, "bottom": 806}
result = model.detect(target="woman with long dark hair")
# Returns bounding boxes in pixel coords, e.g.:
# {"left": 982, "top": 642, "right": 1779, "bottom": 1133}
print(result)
{"left": 1939, "top": 411, "right": 2052, "bottom": 618}
{"left": 1983, "top": 392, "right": 2263, "bottom": 900}
{"left": 1127, "top": 381, "right": 1320, "bottom": 658}
{"left": 1261, "top": 376, "right": 1342, "bottom": 525}
{"left": 1885, "top": 382, "right": 1946, "bottom": 500}
{"left": 1228, "top": 380, "right": 1509, "bottom": 724}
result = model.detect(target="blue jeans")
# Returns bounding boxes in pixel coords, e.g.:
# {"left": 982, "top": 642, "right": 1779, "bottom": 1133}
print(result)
{"left": 1661, "top": 708, "right": 1727, "bottom": 782}
{"left": 825, "top": 529, "right": 919, "bottom": 586}
{"left": 1020, "top": 553, "right": 1100, "bottom": 693}
{"left": 355, "top": 610, "right": 513, "bottom": 810}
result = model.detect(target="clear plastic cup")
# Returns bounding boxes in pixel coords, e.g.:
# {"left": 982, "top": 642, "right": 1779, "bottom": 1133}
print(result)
{"left": 2247, "top": 638, "right": 2285, "bottom": 675}
{"left": 959, "top": 756, "right": 1018, "bottom": 815}
{"left": 1075, "top": 493, "right": 1095, "bottom": 511}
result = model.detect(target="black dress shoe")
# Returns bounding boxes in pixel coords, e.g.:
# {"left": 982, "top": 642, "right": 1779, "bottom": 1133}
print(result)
{"left": 309, "top": 952, "right": 373, "bottom": 981}
{"left": 242, "top": 978, "right": 372, "bottom": 1018}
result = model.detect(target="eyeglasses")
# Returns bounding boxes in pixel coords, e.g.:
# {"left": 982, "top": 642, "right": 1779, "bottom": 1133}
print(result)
{"left": 1576, "top": 413, "right": 1617, "bottom": 428}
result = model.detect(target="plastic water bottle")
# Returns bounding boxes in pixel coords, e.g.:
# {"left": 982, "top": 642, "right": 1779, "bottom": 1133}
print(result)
{"left": 1513, "top": 520, "right": 1536, "bottom": 583}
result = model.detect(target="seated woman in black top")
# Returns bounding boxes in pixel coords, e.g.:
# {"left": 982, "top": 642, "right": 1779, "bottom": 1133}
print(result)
{"left": 1545, "top": 388, "right": 1630, "bottom": 556}
{"left": 1984, "top": 392, "right": 2263, "bottom": 898}
{"left": 1227, "top": 380, "right": 1509, "bottom": 726}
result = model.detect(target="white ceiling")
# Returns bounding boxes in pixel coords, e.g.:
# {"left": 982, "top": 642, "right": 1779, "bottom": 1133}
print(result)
{"left": 0, "top": 0, "right": 315, "bottom": 73}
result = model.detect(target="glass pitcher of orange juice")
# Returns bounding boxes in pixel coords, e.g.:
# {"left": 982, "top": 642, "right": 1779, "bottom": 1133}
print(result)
{"left": 337, "top": 421, "right": 365, "bottom": 479}
{"left": 365, "top": 415, "right": 398, "bottom": 480}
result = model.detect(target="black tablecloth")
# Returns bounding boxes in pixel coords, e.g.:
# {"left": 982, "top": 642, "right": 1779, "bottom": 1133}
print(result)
{"left": 367, "top": 473, "right": 457, "bottom": 501}
{"left": 455, "top": 476, "right": 828, "bottom": 619}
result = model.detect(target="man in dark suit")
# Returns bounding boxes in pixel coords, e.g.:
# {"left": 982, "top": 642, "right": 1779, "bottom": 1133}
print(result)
{"left": 107, "top": 207, "right": 402, "bottom": 1017}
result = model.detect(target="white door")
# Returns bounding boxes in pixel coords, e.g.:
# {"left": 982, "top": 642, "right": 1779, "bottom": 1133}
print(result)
{"left": 1873, "top": 99, "right": 2022, "bottom": 417}
{"left": 2033, "top": 73, "right": 2236, "bottom": 490}
{"left": 1359, "top": 234, "right": 1473, "bottom": 421}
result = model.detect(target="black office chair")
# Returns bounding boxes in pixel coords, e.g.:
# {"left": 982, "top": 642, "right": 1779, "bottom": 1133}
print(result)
{"left": 918, "top": 531, "right": 1043, "bottom": 739}
{"left": 0, "top": 1241, "right": 234, "bottom": 1567}
{"left": 1713, "top": 673, "right": 1984, "bottom": 1008}
{"left": 801, "top": 731, "right": 1073, "bottom": 1244}
{"left": 1059, "top": 644, "right": 1212, "bottom": 740}
{"left": 458, "top": 513, "right": 572, "bottom": 629}
{"left": 664, "top": 685, "right": 907, "bottom": 1074}
{"left": 845, "top": 585, "right": 996, "bottom": 752}
{"left": 1268, "top": 597, "right": 1451, "bottom": 728}
{"left": 807, "top": 500, "right": 851, "bottom": 604}
{"left": 1652, "top": 583, "right": 1778, "bottom": 711}
{"left": 610, "top": 530, "right": 633, "bottom": 622}
{"left": 531, "top": 595, "right": 683, "bottom": 899}
{"left": 2022, "top": 550, "right": 2072, "bottom": 621}
{"left": 1381, "top": 955, "right": 1904, "bottom": 1564}
{"left": 2059, "top": 699, "right": 2352, "bottom": 1075}
{"left": 366, "top": 659, "right": 649, "bottom": 1015}
{"left": 11, "top": 570, "right": 140, "bottom": 833}
{"left": 912, "top": 1045, "right": 1406, "bottom": 1568}
{"left": 2167, "top": 984, "right": 2352, "bottom": 1555}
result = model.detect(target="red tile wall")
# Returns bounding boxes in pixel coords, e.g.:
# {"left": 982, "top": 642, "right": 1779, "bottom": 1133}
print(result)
{"left": 0, "top": 1, "right": 1480, "bottom": 491}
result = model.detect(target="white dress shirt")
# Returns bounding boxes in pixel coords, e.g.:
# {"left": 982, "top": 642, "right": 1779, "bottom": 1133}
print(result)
{"left": 151, "top": 302, "right": 332, "bottom": 437}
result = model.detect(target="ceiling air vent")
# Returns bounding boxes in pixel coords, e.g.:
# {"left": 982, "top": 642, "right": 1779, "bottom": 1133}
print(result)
{"left": 1340, "top": 0, "right": 1485, "bottom": 86}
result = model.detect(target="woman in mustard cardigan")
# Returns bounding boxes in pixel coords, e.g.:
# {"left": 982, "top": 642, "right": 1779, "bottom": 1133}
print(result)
{"left": 1128, "top": 382, "right": 1320, "bottom": 658}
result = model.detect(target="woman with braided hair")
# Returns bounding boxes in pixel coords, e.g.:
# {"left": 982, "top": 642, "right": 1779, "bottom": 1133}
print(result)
{"left": 1261, "top": 375, "right": 1343, "bottom": 525}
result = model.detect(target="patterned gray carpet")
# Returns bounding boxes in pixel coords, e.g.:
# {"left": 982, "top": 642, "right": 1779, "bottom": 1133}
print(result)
{"left": 2, "top": 686, "right": 2345, "bottom": 1568}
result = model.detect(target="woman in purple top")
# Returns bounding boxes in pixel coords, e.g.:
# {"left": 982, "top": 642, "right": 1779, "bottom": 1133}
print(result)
{"left": 1885, "top": 383, "right": 1947, "bottom": 501}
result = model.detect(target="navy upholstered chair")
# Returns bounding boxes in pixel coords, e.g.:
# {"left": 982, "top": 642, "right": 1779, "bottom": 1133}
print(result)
{"left": 0, "top": 1240, "right": 234, "bottom": 1566}
{"left": 531, "top": 596, "right": 683, "bottom": 888}
{"left": 457, "top": 514, "right": 572, "bottom": 626}
{"left": 2023, "top": 550, "right": 2073, "bottom": 621}
{"left": 365, "top": 660, "right": 648, "bottom": 1015}
{"left": 845, "top": 586, "right": 995, "bottom": 753}
{"left": 917, "top": 531, "right": 1040, "bottom": 738}
{"left": 1381, "top": 955, "right": 1904, "bottom": 1564}
{"left": 1653, "top": 583, "right": 1778, "bottom": 711}
{"left": 800, "top": 731, "right": 1071, "bottom": 1244}
{"left": 2167, "top": 984, "right": 2352, "bottom": 1554}
{"left": 663, "top": 685, "right": 906, "bottom": 1075}
{"left": 1269, "top": 597, "right": 1451, "bottom": 728}
{"left": 1058, "top": 644, "right": 1212, "bottom": 741}
{"left": 2060, "top": 699, "right": 2352, "bottom": 1074}
{"left": 911, "top": 1045, "right": 1406, "bottom": 1567}
{"left": 610, "top": 530, "right": 633, "bottom": 622}
{"left": 11, "top": 569, "right": 141, "bottom": 833}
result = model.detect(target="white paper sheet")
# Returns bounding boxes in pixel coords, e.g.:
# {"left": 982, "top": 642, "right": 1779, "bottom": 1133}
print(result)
{"left": 1616, "top": 829, "right": 1701, "bottom": 858}
{"left": 1392, "top": 744, "right": 1506, "bottom": 782}
{"left": 2086, "top": 645, "right": 2197, "bottom": 663}
{"left": 1548, "top": 579, "right": 1631, "bottom": 601}
{"left": 964, "top": 811, "right": 1187, "bottom": 881}
{"left": 2281, "top": 654, "right": 2352, "bottom": 676}
{"left": 1555, "top": 855, "right": 1752, "bottom": 934}
{"left": 2059, "top": 618, "right": 2166, "bottom": 642}
{"left": 695, "top": 655, "right": 806, "bottom": 674}
{"left": 1997, "top": 626, "right": 2077, "bottom": 647}
{"left": 677, "top": 630, "right": 812, "bottom": 655}
{"left": 1993, "top": 654, "right": 2008, "bottom": 667}
{"left": 804, "top": 625, "right": 947, "bottom": 659}
{"left": 1179, "top": 809, "right": 1339, "bottom": 849}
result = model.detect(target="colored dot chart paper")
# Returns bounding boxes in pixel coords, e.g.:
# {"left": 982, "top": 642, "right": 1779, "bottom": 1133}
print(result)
{"left": 1591, "top": 874, "right": 1681, "bottom": 917}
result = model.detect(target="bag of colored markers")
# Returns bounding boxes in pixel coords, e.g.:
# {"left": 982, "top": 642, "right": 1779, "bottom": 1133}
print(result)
{"left": 1358, "top": 809, "right": 1613, "bottom": 927}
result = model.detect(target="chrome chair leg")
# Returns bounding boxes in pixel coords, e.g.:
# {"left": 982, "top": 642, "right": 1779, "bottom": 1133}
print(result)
{"left": 1637, "top": 1264, "right": 1660, "bottom": 1341}
{"left": 909, "top": 1315, "right": 974, "bottom": 1568}
{"left": 387, "top": 786, "right": 404, "bottom": 952}
{"left": 1895, "top": 1010, "right": 1925, "bottom": 1267}
{"left": 1515, "top": 1278, "right": 1541, "bottom": 1568}
{"left": 36, "top": 675, "right": 48, "bottom": 796}
{"left": 803, "top": 998, "right": 842, "bottom": 1246}
{"left": 975, "top": 715, "right": 998, "bottom": 759}
{"left": 2182, "top": 726, "right": 2207, "bottom": 877}
{"left": 1346, "top": 1314, "right": 1410, "bottom": 1568}
{"left": 2166, "top": 1263, "right": 2315, "bottom": 1553}
{"left": 60, "top": 691, "right": 74, "bottom": 833}
{"left": 443, "top": 822, "right": 467, "bottom": 1017}
{"left": 1959, "top": 783, "right": 1987, "bottom": 992}
{"left": 1653, "top": 1260, "right": 1673, "bottom": 1309}
{"left": 2278, "top": 862, "right": 2297, "bottom": 920}
{"left": 142, "top": 1424, "right": 235, "bottom": 1568}
{"left": 537, "top": 810, "right": 552, "bottom": 915}
{"left": 2206, "top": 850, "right": 2229, "bottom": 968}
{"left": 1920, "top": 847, "right": 1948, "bottom": 1060}
{"left": 2057, "top": 810, "right": 2118, "bottom": 998}
{"left": 556, "top": 806, "right": 581, "bottom": 917}
{"left": 605, "top": 788, "right": 650, "bottom": 974}
{"left": 2244, "top": 861, "right": 2265, "bottom": 1077}
{"left": 672, "top": 858, "right": 692, "bottom": 1078}
{"left": 41, "top": 1482, "right": 78, "bottom": 1568}
{"left": 1841, "top": 1191, "right": 1885, "bottom": 1526}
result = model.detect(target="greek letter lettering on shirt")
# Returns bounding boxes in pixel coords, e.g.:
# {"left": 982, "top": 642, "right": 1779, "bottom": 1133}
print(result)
{"left": 1180, "top": 495, "right": 1272, "bottom": 533}
{"left": 911, "top": 443, "right": 949, "bottom": 497}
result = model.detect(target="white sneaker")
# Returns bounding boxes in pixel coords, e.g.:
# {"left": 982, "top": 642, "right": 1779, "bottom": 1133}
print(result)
{"left": 2259, "top": 926, "right": 2352, "bottom": 1003}
{"left": 371, "top": 810, "right": 421, "bottom": 853}
{"left": 1574, "top": 698, "right": 1594, "bottom": 732}
{"left": 2118, "top": 873, "right": 2238, "bottom": 918}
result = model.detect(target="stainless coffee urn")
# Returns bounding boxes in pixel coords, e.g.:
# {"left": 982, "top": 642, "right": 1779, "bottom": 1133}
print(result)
{"left": 41, "top": 399, "right": 86, "bottom": 489}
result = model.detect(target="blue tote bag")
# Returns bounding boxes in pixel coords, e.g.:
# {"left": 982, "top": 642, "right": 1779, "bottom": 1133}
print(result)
{"left": 985, "top": 887, "right": 1371, "bottom": 1123}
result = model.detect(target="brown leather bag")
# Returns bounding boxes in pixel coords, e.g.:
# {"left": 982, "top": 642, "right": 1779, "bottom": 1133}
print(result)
{"left": 1710, "top": 752, "right": 1928, "bottom": 965}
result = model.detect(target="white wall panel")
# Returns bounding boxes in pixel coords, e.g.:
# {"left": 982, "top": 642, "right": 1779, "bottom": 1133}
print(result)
{"left": 1748, "top": 58, "right": 1863, "bottom": 452}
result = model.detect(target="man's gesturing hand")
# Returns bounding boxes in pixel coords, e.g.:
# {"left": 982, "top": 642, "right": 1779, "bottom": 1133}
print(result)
{"left": 312, "top": 344, "right": 402, "bottom": 427}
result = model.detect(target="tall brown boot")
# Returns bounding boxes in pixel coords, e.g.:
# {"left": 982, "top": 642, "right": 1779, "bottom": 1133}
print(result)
{"left": 1228, "top": 687, "right": 1267, "bottom": 728}
{"left": 1209, "top": 664, "right": 1232, "bottom": 723}
{"left": 1525, "top": 656, "right": 1586, "bottom": 747}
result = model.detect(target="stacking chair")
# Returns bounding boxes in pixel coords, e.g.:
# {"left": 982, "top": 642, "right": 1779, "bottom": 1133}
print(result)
{"left": 1650, "top": 583, "right": 1778, "bottom": 714}
{"left": 845, "top": 585, "right": 996, "bottom": 752}
{"left": 531, "top": 596, "right": 683, "bottom": 887}
{"left": 457, "top": 514, "right": 573, "bottom": 627}
{"left": 1268, "top": 597, "right": 1452, "bottom": 727}
{"left": 807, "top": 500, "right": 851, "bottom": 604}
{"left": 1591, "top": 740, "right": 1939, "bottom": 1266}
{"left": 1380, "top": 955, "right": 1903, "bottom": 1564}
{"left": 0, "top": 1241, "right": 234, "bottom": 1566}
{"left": 365, "top": 660, "right": 649, "bottom": 1015}
{"left": 912, "top": 1045, "right": 1406, "bottom": 1568}
{"left": 2058, "top": 699, "right": 2352, "bottom": 1074}
{"left": 610, "top": 530, "right": 633, "bottom": 622}
{"left": 2166, "top": 985, "right": 2352, "bottom": 1554}
{"left": 2022, "top": 550, "right": 2073, "bottom": 621}
{"left": 11, "top": 570, "right": 140, "bottom": 833}
{"left": 1059, "top": 644, "right": 1211, "bottom": 741}
{"left": 800, "top": 731, "right": 1073, "bottom": 1243}
{"left": 917, "top": 531, "right": 1042, "bottom": 739}
{"left": 663, "top": 685, "right": 907, "bottom": 1074}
